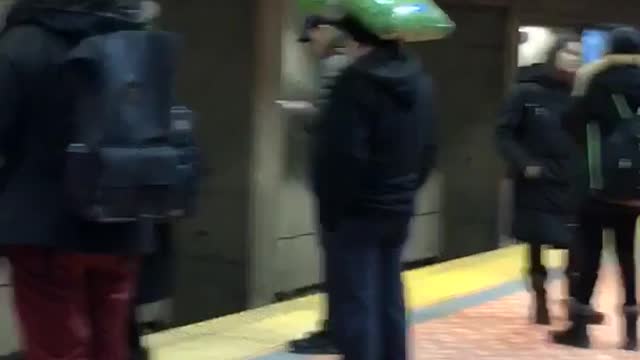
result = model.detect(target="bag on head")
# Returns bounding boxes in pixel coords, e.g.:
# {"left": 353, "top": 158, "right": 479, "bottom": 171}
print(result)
{"left": 297, "top": 0, "right": 456, "bottom": 42}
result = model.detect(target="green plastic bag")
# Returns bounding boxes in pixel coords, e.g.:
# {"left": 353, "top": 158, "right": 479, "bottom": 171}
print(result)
{"left": 297, "top": 0, "right": 455, "bottom": 42}
{"left": 298, "top": 0, "right": 330, "bottom": 14}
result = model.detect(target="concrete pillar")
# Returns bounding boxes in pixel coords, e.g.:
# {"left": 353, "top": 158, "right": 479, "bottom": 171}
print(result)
{"left": 409, "top": 4, "right": 511, "bottom": 260}
{"left": 158, "top": 0, "right": 284, "bottom": 325}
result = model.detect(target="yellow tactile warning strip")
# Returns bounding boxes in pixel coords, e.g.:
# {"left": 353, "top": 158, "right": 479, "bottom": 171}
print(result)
{"left": 147, "top": 245, "right": 566, "bottom": 360}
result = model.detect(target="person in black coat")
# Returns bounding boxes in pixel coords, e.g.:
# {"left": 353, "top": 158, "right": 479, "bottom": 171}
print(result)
{"left": 0, "top": 1, "right": 155, "bottom": 359}
{"left": 285, "top": 16, "right": 349, "bottom": 355}
{"left": 496, "top": 36, "right": 604, "bottom": 325}
{"left": 313, "top": 14, "right": 437, "bottom": 360}
{"left": 552, "top": 26, "right": 640, "bottom": 352}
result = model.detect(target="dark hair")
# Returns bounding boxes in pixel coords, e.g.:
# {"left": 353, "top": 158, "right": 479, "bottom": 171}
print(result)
{"left": 608, "top": 26, "right": 640, "bottom": 54}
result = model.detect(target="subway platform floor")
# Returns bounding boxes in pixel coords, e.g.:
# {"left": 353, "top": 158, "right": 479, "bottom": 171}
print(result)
{"left": 264, "top": 269, "right": 637, "bottom": 360}
{"left": 145, "top": 245, "right": 639, "bottom": 359}
{"left": 2, "top": 247, "right": 637, "bottom": 359}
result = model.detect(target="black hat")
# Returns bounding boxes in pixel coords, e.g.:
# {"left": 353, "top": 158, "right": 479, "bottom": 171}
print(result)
{"left": 333, "top": 14, "right": 387, "bottom": 46}
{"left": 609, "top": 27, "right": 640, "bottom": 54}
{"left": 298, "top": 15, "right": 332, "bottom": 43}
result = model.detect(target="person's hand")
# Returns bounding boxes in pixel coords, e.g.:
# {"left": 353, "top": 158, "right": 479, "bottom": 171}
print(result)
{"left": 523, "top": 165, "right": 544, "bottom": 179}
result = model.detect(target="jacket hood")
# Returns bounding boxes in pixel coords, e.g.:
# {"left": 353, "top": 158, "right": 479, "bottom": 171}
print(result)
{"left": 572, "top": 54, "right": 640, "bottom": 96}
{"left": 4, "top": 0, "right": 152, "bottom": 38}
{"left": 516, "top": 63, "right": 570, "bottom": 90}
{"left": 350, "top": 44, "right": 423, "bottom": 108}
{"left": 517, "top": 63, "right": 547, "bottom": 83}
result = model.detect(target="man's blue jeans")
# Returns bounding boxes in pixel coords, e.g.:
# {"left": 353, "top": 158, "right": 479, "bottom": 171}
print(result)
{"left": 325, "top": 215, "right": 411, "bottom": 360}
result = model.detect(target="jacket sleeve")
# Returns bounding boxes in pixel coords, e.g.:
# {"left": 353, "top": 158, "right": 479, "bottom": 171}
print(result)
{"left": 562, "top": 96, "right": 589, "bottom": 146}
{"left": 496, "top": 85, "right": 534, "bottom": 172}
{"left": 564, "top": 62, "right": 604, "bottom": 146}
{"left": 417, "top": 77, "right": 438, "bottom": 187}
{"left": 563, "top": 76, "right": 601, "bottom": 147}
{"left": 0, "top": 54, "right": 21, "bottom": 157}
{"left": 316, "top": 71, "right": 370, "bottom": 230}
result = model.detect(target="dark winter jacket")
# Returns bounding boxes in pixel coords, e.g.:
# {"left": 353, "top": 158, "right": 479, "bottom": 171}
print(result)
{"left": 0, "top": 1, "right": 155, "bottom": 253}
{"left": 564, "top": 28, "right": 640, "bottom": 203}
{"left": 496, "top": 64, "right": 579, "bottom": 215}
{"left": 312, "top": 44, "right": 437, "bottom": 230}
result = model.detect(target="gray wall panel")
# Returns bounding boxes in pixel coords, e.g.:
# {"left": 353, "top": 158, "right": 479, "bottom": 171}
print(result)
{"left": 274, "top": 234, "right": 323, "bottom": 293}
{"left": 410, "top": 6, "right": 510, "bottom": 260}
{"left": 0, "top": 261, "right": 17, "bottom": 356}
{"left": 159, "top": 0, "right": 284, "bottom": 323}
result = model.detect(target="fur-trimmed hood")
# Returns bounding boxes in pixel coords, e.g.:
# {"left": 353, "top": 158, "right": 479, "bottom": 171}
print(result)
{"left": 572, "top": 55, "right": 640, "bottom": 96}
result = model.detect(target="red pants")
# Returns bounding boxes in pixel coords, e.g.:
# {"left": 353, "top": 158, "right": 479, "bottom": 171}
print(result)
{"left": 7, "top": 247, "right": 139, "bottom": 360}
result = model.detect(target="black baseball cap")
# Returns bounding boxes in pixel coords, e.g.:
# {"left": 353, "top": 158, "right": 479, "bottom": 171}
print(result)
{"left": 333, "top": 14, "right": 387, "bottom": 46}
{"left": 298, "top": 15, "right": 333, "bottom": 43}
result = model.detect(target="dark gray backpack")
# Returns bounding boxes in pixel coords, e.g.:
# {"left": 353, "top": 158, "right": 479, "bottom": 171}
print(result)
{"left": 63, "top": 30, "right": 199, "bottom": 222}
{"left": 587, "top": 93, "right": 640, "bottom": 200}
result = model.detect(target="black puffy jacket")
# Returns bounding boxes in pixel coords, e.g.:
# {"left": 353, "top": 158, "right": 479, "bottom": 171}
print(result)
{"left": 312, "top": 43, "right": 437, "bottom": 230}
{"left": 497, "top": 64, "right": 580, "bottom": 214}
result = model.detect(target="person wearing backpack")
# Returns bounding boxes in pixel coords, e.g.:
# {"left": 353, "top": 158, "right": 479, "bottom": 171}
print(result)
{"left": 0, "top": 1, "right": 190, "bottom": 359}
{"left": 496, "top": 36, "right": 605, "bottom": 326}
{"left": 552, "top": 27, "right": 640, "bottom": 351}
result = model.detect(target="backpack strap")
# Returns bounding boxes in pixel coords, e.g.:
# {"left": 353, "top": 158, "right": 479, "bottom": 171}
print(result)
{"left": 585, "top": 121, "right": 603, "bottom": 190}
{"left": 587, "top": 94, "right": 639, "bottom": 192}
{"left": 612, "top": 93, "right": 636, "bottom": 120}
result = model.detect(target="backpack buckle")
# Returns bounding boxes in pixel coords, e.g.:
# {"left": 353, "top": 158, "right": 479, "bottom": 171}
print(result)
{"left": 619, "top": 159, "right": 633, "bottom": 169}
{"left": 126, "top": 81, "right": 142, "bottom": 103}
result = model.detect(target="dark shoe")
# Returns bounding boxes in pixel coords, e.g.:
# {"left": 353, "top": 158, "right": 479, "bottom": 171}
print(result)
{"left": 566, "top": 299, "right": 605, "bottom": 325}
{"left": 288, "top": 330, "right": 340, "bottom": 355}
{"left": 531, "top": 274, "right": 550, "bottom": 325}
{"left": 584, "top": 309, "right": 606, "bottom": 325}
{"left": 551, "top": 304, "right": 591, "bottom": 349}
{"left": 131, "top": 347, "right": 150, "bottom": 360}
{"left": 534, "top": 294, "right": 551, "bottom": 325}
{"left": 551, "top": 325, "right": 590, "bottom": 349}
{"left": 623, "top": 338, "right": 639, "bottom": 352}
{"left": 622, "top": 306, "right": 638, "bottom": 351}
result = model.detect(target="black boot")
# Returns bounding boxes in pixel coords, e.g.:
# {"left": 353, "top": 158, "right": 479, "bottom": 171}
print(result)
{"left": 131, "top": 347, "right": 150, "bottom": 360}
{"left": 531, "top": 274, "right": 550, "bottom": 325}
{"left": 551, "top": 303, "right": 591, "bottom": 349}
{"left": 567, "top": 272, "right": 605, "bottom": 325}
{"left": 622, "top": 306, "right": 638, "bottom": 351}
{"left": 566, "top": 298, "right": 605, "bottom": 325}
{"left": 288, "top": 320, "right": 339, "bottom": 355}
